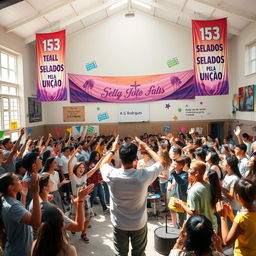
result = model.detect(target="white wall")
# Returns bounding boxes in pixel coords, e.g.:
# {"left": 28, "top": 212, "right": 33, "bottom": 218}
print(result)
{"left": 229, "top": 22, "right": 256, "bottom": 121}
{"left": 43, "top": 11, "right": 232, "bottom": 124}
{"left": 0, "top": 26, "right": 46, "bottom": 128}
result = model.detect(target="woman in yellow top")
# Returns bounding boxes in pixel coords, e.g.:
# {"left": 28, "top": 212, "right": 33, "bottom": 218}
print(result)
{"left": 218, "top": 178, "right": 256, "bottom": 256}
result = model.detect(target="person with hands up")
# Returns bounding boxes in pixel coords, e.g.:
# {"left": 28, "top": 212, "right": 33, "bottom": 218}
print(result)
{"left": 100, "top": 135, "right": 163, "bottom": 256}
{"left": 169, "top": 215, "right": 225, "bottom": 256}
{"left": 68, "top": 147, "right": 104, "bottom": 243}
{"left": 218, "top": 178, "right": 256, "bottom": 256}
{"left": 0, "top": 172, "right": 41, "bottom": 256}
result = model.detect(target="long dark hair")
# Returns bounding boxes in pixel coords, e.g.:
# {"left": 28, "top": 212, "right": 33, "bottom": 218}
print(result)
{"left": 88, "top": 151, "right": 100, "bottom": 165}
{"left": 184, "top": 214, "right": 214, "bottom": 256}
{"left": 42, "top": 150, "right": 51, "bottom": 166}
{"left": 208, "top": 170, "right": 222, "bottom": 208}
{"left": 39, "top": 173, "right": 50, "bottom": 194}
{"left": 32, "top": 206, "right": 68, "bottom": 256}
{"left": 226, "top": 157, "right": 242, "bottom": 178}
{"left": 42, "top": 157, "right": 55, "bottom": 173}
{"left": 246, "top": 156, "right": 256, "bottom": 184}
{"left": 0, "top": 173, "right": 15, "bottom": 251}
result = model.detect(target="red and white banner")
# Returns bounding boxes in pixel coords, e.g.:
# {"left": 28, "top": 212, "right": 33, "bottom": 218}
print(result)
{"left": 36, "top": 30, "right": 67, "bottom": 101}
{"left": 192, "top": 18, "right": 229, "bottom": 96}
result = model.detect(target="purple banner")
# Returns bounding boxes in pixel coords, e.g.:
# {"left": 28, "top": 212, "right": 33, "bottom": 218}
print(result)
{"left": 68, "top": 70, "right": 195, "bottom": 103}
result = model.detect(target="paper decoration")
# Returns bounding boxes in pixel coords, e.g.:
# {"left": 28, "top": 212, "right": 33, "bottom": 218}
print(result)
{"left": 55, "top": 129, "right": 61, "bottom": 136}
{"left": 75, "top": 126, "right": 81, "bottom": 133}
{"left": 195, "top": 127, "right": 203, "bottom": 134}
{"left": 27, "top": 129, "right": 32, "bottom": 134}
{"left": 98, "top": 112, "right": 109, "bottom": 122}
{"left": 10, "top": 121, "right": 18, "bottom": 130}
{"left": 185, "top": 104, "right": 188, "bottom": 107}
{"left": 96, "top": 107, "right": 100, "bottom": 111}
{"left": 165, "top": 103, "right": 171, "bottom": 109}
{"left": 87, "top": 126, "right": 94, "bottom": 133}
{"left": 163, "top": 125, "right": 171, "bottom": 133}
{"left": 0, "top": 131, "right": 4, "bottom": 139}
{"left": 200, "top": 102, "right": 203, "bottom": 105}
{"left": 86, "top": 61, "right": 97, "bottom": 71}
{"left": 172, "top": 116, "right": 178, "bottom": 121}
{"left": 178, "top": 108, "right": 182, "bottom": 112}
{"left": 66, "top": 128, "right": 72, "bottom": 134}
{"left": 180, "top": 126, "right": 186, "bottom": 133}
{"left": 167, "top": 57, "right": 179, "bottom": 68}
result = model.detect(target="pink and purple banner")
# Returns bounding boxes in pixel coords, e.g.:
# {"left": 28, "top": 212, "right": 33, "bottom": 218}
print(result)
{"left": 68, "top": 70, "right": 195, "bottom": 103}
{"left": 36, "top": 30, "right": 67, "bottom": 102}
{"left": 192, "top": 18, "right": 229, "bottom": 96}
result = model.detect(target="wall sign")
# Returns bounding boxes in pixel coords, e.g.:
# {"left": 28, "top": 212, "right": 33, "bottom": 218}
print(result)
{"left": 63, "top": 106, "right": 85, "bottom": 122}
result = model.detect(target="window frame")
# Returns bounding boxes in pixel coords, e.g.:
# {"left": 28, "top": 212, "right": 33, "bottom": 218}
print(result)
{"left": 0, "top": 48, "right": 21, "bottom": 136}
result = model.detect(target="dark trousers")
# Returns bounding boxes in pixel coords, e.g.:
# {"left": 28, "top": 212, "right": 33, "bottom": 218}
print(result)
{"left": 113, "top": 224, "right": 147, "bottom": 256}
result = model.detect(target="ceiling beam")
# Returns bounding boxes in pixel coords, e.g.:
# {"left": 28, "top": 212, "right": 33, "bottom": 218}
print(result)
{"left": 194, "top": 0, "right": 256, "bottom": 23}
{"left": 60, "top": 0, "right": 122, "bottom": 28}
{"left": 25, "top": 0, "right": 121, "bottom": 44}
{"left": 6, "top": 0, "right": 77, "bottom": 33}
{"left": 139, "top": 0, "right": 239, "bottom": 35}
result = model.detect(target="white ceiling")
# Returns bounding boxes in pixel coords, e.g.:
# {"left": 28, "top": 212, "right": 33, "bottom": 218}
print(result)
{"left": 0, "top": 0, "right": 255, "bottom": 43}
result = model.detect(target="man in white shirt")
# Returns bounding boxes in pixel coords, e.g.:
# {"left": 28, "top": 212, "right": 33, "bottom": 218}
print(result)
{"left": 234, "top": 144, "right": 249, "bottom": 177}
{"left": 100, "top": 136, "right": 163, "bottom": 256}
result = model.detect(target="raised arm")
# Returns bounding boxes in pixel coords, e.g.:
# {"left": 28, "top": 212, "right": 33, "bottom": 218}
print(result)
{"left": 100, "top": 135, "right": 119, "bottom": 167}
{"left": 21, "top": 173, "right": 41, "bottom": 227}
{"left": 66, "top": 184, "right": 94, "bottom": 232}
{"left": 68, "top": 146, "right": 81, "bottom": 180}
{"left": 135, "top": 136, "right": 163, "bottom": 164}
{"left": 234, "top": 126, "right": 243, "bottom": 144}
{"left": 87, "top": 154, "right": 106, "bottom": 178}
{"left": 65, "top": 132, "right": 71, "bottom": 147}
{"left": 5, "top": 128, "right": 25, "bottom": 165}
{"left": 17, "top": 135, "right": 30, "bottom": 159}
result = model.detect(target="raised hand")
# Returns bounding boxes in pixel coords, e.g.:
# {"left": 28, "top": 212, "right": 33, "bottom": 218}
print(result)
{"left": 111, "top": 135, "right": 120, "bottom": 152}
{"left": 135, "top": 136, "right": 148, "bottom": 151}
{"left": 20, "top": 180, "right": 28, "bottom": 197}
{"left": 234, "top": 125, "right": 241, "bottom": 136}
{"left": 30, "top": 173, "right": 39, "bottom": 195}
{"left": 77, "top": 183, "right": 94, "bottom": 201}
{"left": 20, "top": 128, "right": 25, "bottom": 136}
{"left": 189, "top": 128, "right": 195, "bottom": 135}
{"left": 62, "top": 178, "right": 71, "bottom": 185}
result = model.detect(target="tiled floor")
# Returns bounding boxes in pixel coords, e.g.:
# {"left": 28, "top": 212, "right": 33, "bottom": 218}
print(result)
{"left": 69, "top": 202, "right": 169, "bottom": 256}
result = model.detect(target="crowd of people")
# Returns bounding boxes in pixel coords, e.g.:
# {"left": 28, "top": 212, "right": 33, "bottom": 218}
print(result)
{"left": 0, "top": 125, "right": 256, "bottom": 256}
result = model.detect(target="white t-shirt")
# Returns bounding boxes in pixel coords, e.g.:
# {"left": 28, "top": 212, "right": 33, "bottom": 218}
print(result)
{"left": 244, "top": 141, "right": 252, "bottom": 156}
{"left": 222, "top": 174, "right": 241, "bottom": 211}
{"left": 238, "top": 156, "right": 249, "bottom": 177}
{"left": 61, "top": 155, "right": 69, "bottom": 175}
{"left": 70, "top": 174, "right": 88, "bottom": 196}
{"left": 50, "top": 171, "right": 60, "bottom": 192}
{"left": 100, "top": 162, "right": 163, "bottom": 231}
{"left": 137, "top": 158, "right": 155, "bottom": 169}
{"left": 159, "top": 169, "right": 169, "bottom": 183}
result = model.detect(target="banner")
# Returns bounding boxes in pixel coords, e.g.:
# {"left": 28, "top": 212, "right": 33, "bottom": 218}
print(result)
{"left": 192, "top": 18, "right": 228, "bottom": 96}
{"left": 36, "top": 30, "right": 67, "bottom": 101}
{"left": 68, "top": 70, "right": 195, "bottom": 103}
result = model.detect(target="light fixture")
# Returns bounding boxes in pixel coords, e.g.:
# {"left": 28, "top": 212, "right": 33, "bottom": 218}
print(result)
{"left": 109, "top": 0, "right": 128, "bottom": 10}
{"left": 131, "top": 0, "right": 151, "bottom": 10}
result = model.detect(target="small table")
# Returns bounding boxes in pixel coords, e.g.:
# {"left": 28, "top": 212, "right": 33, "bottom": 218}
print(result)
{"left": 147, "top": 193, "right": 162, "bottom": 219}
